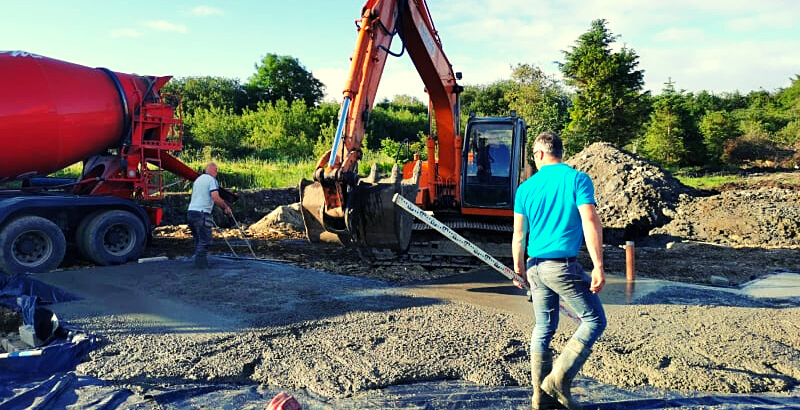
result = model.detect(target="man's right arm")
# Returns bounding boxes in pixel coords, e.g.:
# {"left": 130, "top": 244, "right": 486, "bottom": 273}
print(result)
{"left": 512, "top": 212, "right": 528, "bottom": 289}
{"left": 211, "top": 190, "right": 232, "bottom": 215}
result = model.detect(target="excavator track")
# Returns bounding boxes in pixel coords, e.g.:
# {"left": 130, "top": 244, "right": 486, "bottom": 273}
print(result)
{"left": 353, "top": 216, "right": 514, "bottom": 269}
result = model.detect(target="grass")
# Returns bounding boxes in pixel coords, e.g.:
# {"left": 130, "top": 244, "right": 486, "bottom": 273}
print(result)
{"left": 675, "top": 174, "right": 742, "bottom": 190}
{"left": 166, "top": 158, "right": 319, "bottom": 191}
{"left": 46, "top": 152, "right": 398, "bottom": 192}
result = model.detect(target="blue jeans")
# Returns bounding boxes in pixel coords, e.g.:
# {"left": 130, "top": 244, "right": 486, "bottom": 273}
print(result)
{"left": 527, "top": 258, "right": 606, "bottom": 353}
{"left": 187, "top": 211, "right": 212, "bottom": 258}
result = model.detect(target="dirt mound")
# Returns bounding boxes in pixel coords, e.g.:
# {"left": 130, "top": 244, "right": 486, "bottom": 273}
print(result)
{"left": 249, "top": 203, "right": 305, "bottom": 234}
{"left": 652, "top": 187, "right": 800, "bottom": 247}
{"left": 566, "top": 143, "right": 694, "bottom": 242}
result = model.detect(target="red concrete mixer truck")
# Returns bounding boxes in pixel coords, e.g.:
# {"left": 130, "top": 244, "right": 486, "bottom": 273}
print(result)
{"left": 0, "top": 51, "right": 233, "bottom": 275}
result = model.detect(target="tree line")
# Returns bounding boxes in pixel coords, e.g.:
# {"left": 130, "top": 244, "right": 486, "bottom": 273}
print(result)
{"left": 164, "top": 19, "right": 800, "bottom": 171}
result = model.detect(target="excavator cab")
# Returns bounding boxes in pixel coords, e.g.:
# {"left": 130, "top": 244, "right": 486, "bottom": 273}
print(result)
{"left": 461, "top": 112, "right": 527, "bottom": 210}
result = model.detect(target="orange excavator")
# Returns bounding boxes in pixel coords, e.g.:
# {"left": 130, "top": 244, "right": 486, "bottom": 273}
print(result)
{"left": 300, "top": 0, "right": 528, "bottom": 265}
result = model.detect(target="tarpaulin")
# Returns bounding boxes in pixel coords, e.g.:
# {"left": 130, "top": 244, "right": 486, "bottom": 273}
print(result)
{"left": 0, "top": 274, "right": 79, "bottom": 308}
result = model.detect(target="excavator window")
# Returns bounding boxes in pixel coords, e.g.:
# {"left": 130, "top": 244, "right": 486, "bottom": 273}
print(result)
{"left": 463, "top": 122, "right": 514, "bottom": 208}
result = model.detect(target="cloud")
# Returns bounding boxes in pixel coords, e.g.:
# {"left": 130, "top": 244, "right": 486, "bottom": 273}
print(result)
{"left": 144, "top": 20, "right": 188, "bottom": 33}
{"left": 110, "top": 28, "right": 143, "bottom": 38}
{"left": 727, "top": 12, "right": 796, "bottom": 32}
{"left": 640, "top": 39, "right": 800, "bottom": 93}
{"left": 192, "top": 5, "right": 224, "bottom": 16}
{"left": 653, "top": 28, "right": 705, "bottom": 43}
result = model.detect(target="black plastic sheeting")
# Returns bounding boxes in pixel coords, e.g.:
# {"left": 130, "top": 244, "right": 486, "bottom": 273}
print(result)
{"left": 0, "top": 273, "right": 79, "bottom": 307}
{"left": 2, "top": 374, "right": 799, "bottom": 410}
{"left": 1, "top": 274, "right": 799, "bottom": 410}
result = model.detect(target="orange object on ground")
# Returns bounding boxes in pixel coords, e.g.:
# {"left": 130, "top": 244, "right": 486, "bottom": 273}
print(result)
{"left": 265, "top": 392, "right": 302, "bottom": 410}
{"left": 626, "top": 241, "right": 636, "bottom": 281}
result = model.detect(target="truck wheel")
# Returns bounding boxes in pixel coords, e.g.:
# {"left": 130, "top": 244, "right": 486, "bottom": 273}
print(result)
{"left": 0, "top": 216, "right": 66, "bottom": 275}
{"left": 75, "top": 210, "right": 101, "bottom": 260}
{"left": 82, "top": 210, "right": 145, "bottom": 266}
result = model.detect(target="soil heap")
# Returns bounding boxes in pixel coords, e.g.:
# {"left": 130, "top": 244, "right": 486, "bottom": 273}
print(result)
{"left": 652, "top": 186, "right": 800, "bottom": 247}
{"left": 565, "top": 143, "right": 694, "bottom": 243}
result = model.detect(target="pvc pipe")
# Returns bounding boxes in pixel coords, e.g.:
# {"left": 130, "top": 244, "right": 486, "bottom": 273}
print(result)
{"left": 138, "top": 256, "right": 169, "bottom": 263}
{"left": 0, "top": 349, "right": 43, "bottom": 359}
{"left": 625, "top": 241, "right": 635, "bottom": 282}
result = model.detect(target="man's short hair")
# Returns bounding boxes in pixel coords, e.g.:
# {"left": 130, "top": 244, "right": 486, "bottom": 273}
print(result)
{"left": 534, "top": 131, "right": 563, "bottom": 159}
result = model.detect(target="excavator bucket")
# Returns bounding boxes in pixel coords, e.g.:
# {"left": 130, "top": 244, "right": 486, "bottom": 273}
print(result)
{"left": 298, "top": 178, "right": 347, "bottom": 244}
{"left": 299, "top": 162, "right": 421, "bottom": 255}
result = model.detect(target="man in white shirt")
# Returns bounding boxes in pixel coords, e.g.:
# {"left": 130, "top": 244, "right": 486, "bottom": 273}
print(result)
{"left": 187, "top": 162, "right": 232, "bottom": 268}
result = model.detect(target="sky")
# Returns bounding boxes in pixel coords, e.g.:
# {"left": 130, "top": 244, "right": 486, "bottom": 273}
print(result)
{"left": 3, "top": 0, "right": 799, "bottom": 104}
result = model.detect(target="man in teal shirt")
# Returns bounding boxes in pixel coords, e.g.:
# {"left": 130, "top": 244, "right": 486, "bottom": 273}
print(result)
{"left": 512, "top": 131, "right": 606, "bottom": 410}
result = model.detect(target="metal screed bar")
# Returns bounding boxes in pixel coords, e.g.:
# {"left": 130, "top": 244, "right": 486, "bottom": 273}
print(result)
{"left": 392, "top": 193, "right": 581, "bottom": 323}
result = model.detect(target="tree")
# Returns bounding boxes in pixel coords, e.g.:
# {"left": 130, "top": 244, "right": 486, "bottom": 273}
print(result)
{"left": 247, "top": 54, "right": 325, "bottom": 107}
{"left": 646, "top": 80, "right": 705, "bottom": 165}
{"left": 775, "top": 75, "right": 800, "bottom": 145}
{"left": 559, "top": 19, "right": 649, "bottom": 154}
{"left": 460, "top": 80, "right": 514, "bottom": 117}
{"left": 162, "top": 76, "right": 248, "bottom": 116}
{"left": 700, "top": 110, "right": 742, "bottom": 164}
{"left": 506, "top": 63, "right": 571, "bottom": 136}
{"left": 641, "top": 84, "right": 687, "bottom": 167}
{"left": 776, "top": 74, "right": 800, "bottom": 113}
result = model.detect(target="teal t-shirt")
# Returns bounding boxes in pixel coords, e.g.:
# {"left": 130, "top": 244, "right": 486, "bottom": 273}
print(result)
{"left": 513, "top": 163, "right": 596, "bottom": 258}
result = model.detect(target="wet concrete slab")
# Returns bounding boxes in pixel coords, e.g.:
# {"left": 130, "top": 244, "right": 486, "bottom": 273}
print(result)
{"left": 400, "top": 267, "right": 695, "bottom": 315}
{"left": 32, "top": 258, "right": 243, "bottom": 334}
{"left": 740, "top": 271, "right": 800, "bottom": 299}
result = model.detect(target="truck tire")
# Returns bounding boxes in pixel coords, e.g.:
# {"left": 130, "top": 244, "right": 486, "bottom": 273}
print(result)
{"left": 75, "top": 210, "right": 101, "bottom": 260}
{"left": 0, "top": 216, "right": 66, "bottom": 275}
{"left": 82, "top": 210, "right": 146, "bottom": 266}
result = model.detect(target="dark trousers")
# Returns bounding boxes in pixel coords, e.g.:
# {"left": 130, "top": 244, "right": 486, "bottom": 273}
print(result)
{"left": 187, "top": 211, "right": 212, "bottom": 258}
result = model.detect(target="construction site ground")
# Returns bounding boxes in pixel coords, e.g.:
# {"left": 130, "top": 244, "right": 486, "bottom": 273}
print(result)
{"left": 15, "top": 254, "right": 800, "bottom": 409}
{"left": 3, "top": 145, "right": 800, "bottom": 409}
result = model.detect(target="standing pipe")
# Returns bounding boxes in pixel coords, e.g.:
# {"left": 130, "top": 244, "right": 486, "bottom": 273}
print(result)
{"left": 625, "top": 241, "right": 636, "bottom": 282}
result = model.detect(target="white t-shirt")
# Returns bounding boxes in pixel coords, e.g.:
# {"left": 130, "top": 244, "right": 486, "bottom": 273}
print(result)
{"left": 188, "top": 173, "right": 220, "bottom": 213}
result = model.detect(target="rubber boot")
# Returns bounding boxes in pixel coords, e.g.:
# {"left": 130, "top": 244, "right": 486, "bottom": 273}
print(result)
{"left": 541, "top": 338, "right": 592, "bottom": 410}
{"left": 532, "top": 351, "right": 563, "bottom": 409}
{"left": 193, "top": 255, "right": 209, "bottom": 269}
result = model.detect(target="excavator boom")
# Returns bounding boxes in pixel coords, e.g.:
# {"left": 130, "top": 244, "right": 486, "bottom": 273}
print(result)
{"left": 300, "top": 0, "right": 463, "bottom": 252}
{"left": 301, "top": 0, "right": 528, "bottom": 265}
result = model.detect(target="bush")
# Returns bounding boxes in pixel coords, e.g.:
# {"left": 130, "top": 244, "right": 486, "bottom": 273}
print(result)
{"left": 722, "top": 136, "right": 778, "bottom": 165}
{"left": 243, "top": 99, "right": 317, "bottom": 161}
{"left": 184, "top": 107, "right": 251, "bottom": 157}
{"left": 776, "top": 120, "right": 800, "bottom": 145}
{"left": 365, "top": 106, "right": 428, "bottom": 150}
{"left": 379, "top": 135, "right": 426, "bottom": 163}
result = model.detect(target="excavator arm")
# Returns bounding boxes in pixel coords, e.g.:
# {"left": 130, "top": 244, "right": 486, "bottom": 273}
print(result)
{"left": 300, "top": 0, "right": 463, "bottom": 252}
